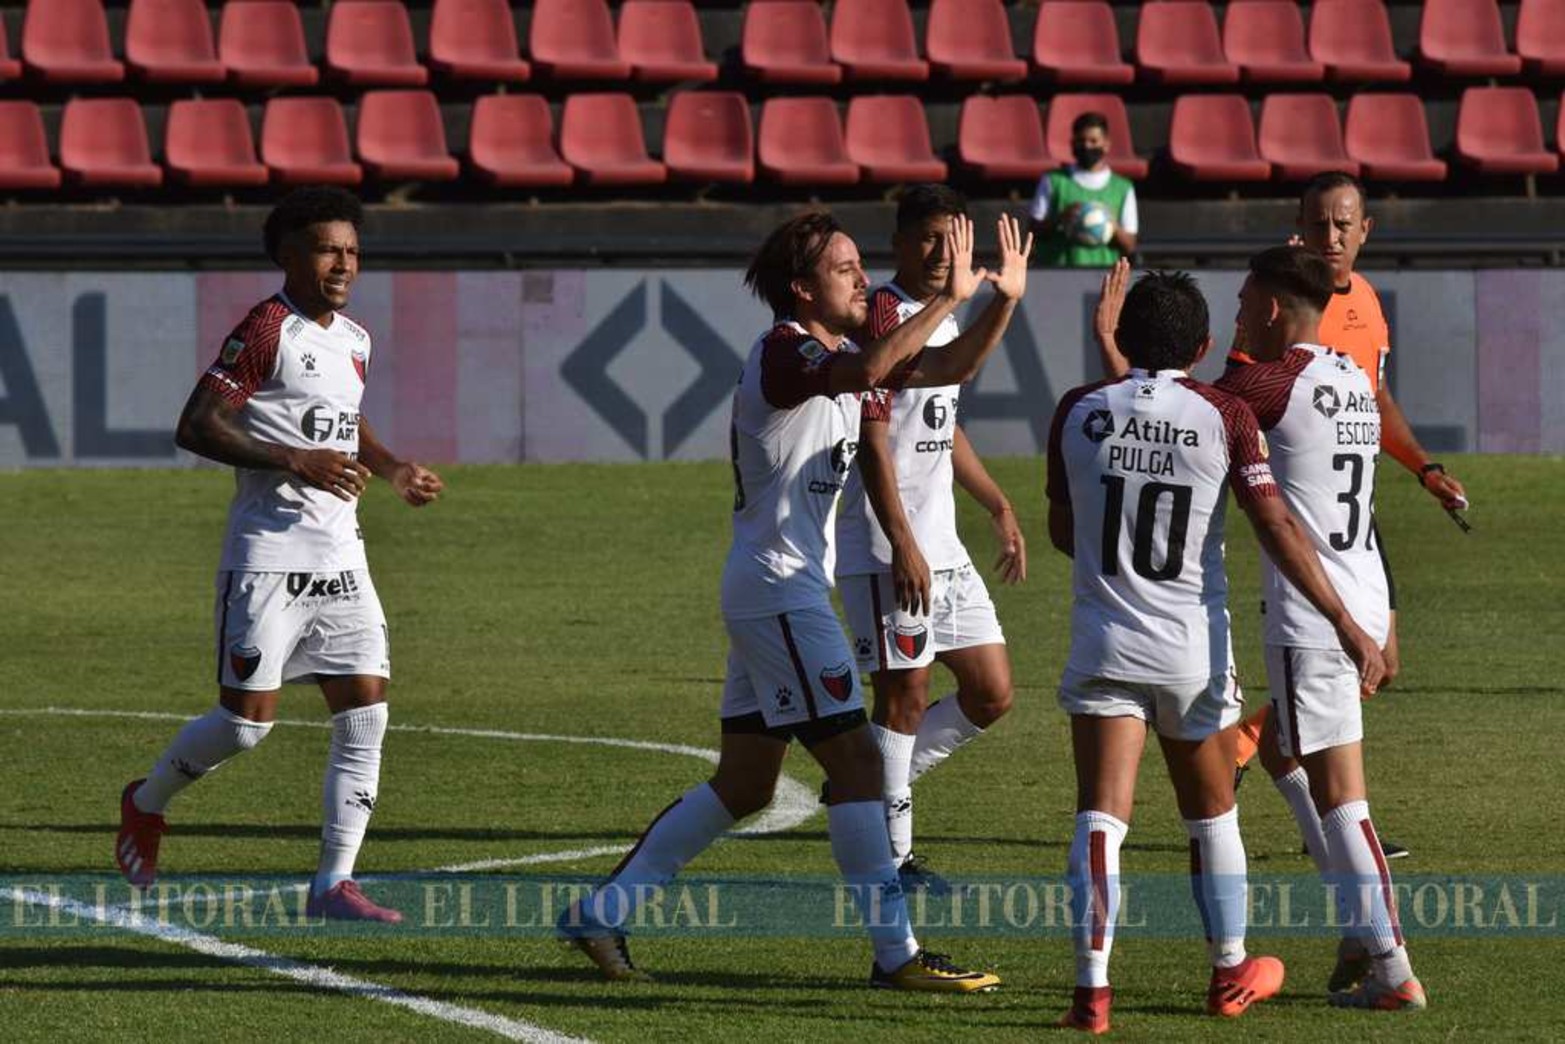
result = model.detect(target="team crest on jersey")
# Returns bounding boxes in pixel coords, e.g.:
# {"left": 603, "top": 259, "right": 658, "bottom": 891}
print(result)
{"left": 893, "top": 624, "right": 928, "bottom": 660}
{"left": 351, "top": 347, "right": 369, "bottom": 383}
{"left": 797, "top": 338, "right": 829, "bottom": 372}
{"left": 1082, "top": 408, "right": 1116, "bottom": 443}
{"left": 819, "top": 663, "right": 854, "bottom": 702}
{"left": 229, "top": 644, "right": 262, "bottom": 682}
{"left": 220, "top": 337, "right": 245, "bottom": 365}
{"left": 1313, "top": 385, "right": 1342, "bottom": 419}
{"left": 1257, "top": 430, "right": 1270, "bottom": 459}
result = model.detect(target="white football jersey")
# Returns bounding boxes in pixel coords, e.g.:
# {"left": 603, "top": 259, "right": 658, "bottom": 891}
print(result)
{"left": 1217, "top": 344, "right": 1389, "bottom": 649}
{"left": 1046, "top": 369, "right": 1280, "bottom": 684}
{"left": 837, "top": 282, "right": 968, "bottom": 575}
{"left": 720, "top": 322, "right": 889, "bottom": 620}
{"left": 198, "top": 292, "right": 372, "bottom": 572}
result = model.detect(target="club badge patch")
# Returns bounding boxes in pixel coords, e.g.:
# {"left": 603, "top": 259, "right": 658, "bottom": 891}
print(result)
{"left": 893, "top": 624, "right": 928, "bottom": 660}
{"left": 221, "top": 337, "right": 246, "bottom": 365}
{"left": 229, "top": 643, "right": 262, "bottom": 682}
{"left": 819, "top": 663, "right": 854, "bottom": 702}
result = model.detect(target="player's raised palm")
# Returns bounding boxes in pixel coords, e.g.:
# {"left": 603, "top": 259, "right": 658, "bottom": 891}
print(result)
{"left": 940, "top": 215, "right": 986, "bottom": 303}
{"left": 988, "top": 215, "right": 1034, "bottom": 302}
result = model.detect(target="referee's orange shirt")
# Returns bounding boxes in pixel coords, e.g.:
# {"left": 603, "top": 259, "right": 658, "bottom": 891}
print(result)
{"left": 1228, "top": 272, "right": 1390, "bottom": 392}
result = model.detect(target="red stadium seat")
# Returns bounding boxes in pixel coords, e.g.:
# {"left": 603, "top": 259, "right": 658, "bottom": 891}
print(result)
{"left": 1168, "top": 94, "right": 1271, "bottom": 181}
{"left": 468, "top": 94, "right": 573, "bottom": 187}
{"left": 1454, "top": 86, "right": 1559, "bottom": 174}
{"left": 262, "top": 97, "right": 362, "bottom": 185}
{"left": 757, "top": 97, "right": 858, "bottom": 185}
{"left": 831, "top": 0, "right": 928, "bottom": 82}
{"left": 126, "top": 0, "right": 224, "bottom": 83}
{"left": 1518, "top": 0, "right": 1565, "bottom": 76}
{"left": 60, "top": 98, "right": 162, "bottom": 187}
{"left": 1344, "top": 93, "right": 1448, "bottom": 181}
{"left": 22, "top": 0, "right": 124, "bottom": 83}
{"left": 0, "top": 102, "right": 61, "bottom": 189}
{"left": 1137, "top": 2, "right": 1240, "bottom": 84}
{"left": 559, "top": 93, "right": 667, "bottom": 185}
{"left": 1031, "top": 1, "right": 1134, "bottom": 84}
{"left": 1044, "top": 94, "right": 1149, "bottom": 179}
{"left": 1258, "top": 94, "right": 1359, "bottom": 180}
{"left": 619, "top": 0, "right": 718, "bottom": 83}
{"left": 958, "top": 95, "right": 1050, "bottom": 181}
{"left": 1224, "top": 1, "right": 1324, "bottom": 83}
{"left": 327, "top": 1, "right": 428, "bottom": 86}
{"left": 0, "top": 21, "right": 19, "bottom": 80}
{"left": 845, "top": 95, "right": 947, "bottom": 183}
{"left": 742, "top": 0, "right": 840, "bottom": 84}
{"left": 357, "top": 90, "right": 460, "bottom": 181}
{"left": 530, "top": 0, "right": 631, "bottom": 80}
{"left": 927, "top": 0, "right": 1026, "bottom": 82}
{"left": 1420, "top": 0, "right": 1523, "bottom": 77}
{"left": 429, "top": 0, "right": 531, "bottom": 82}
{"left": 165, "top": 99, "right": 269, "bottom": 187}
{"left": 664, "top": 92, "right": 754, "bottom": 183}
{"left": 1309, "top": 0, "right": 1412, "bottom": 82}
{"left": 220, "top": 1, "right": 318, "bottom": 88}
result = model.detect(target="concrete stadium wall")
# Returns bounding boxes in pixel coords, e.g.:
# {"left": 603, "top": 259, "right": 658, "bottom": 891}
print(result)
{"left": 0, "top": 270, "right": 1559, "bottom": 468}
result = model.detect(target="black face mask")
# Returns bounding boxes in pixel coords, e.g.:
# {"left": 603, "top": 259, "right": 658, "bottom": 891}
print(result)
{"left": 1073, "top": 145, "right": 1106, "bottom": 169}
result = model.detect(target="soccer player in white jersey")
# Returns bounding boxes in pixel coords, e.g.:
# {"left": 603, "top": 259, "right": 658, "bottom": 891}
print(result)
{"left": 1216, "top": 246, "right": 1425, "bottom": 1012}
{"left": 835, "top": 185, "right": 1031, "bottom": 891}
{"left": 1047, "top": 270, "right": 1386, "bottom": 1033}
{"left": 114, "top": 188, "right": 444, "bottom": 923}
{"left": 560, "top": 210, "right": 1029, "bottom": 991}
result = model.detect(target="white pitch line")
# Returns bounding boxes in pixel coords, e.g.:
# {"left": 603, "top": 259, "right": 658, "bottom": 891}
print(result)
{"left": 1, "top": 886, "right": 588, "bottom": 1044}
{"left": 0, "top": 706, "right": 824, "bottom": 871}
{"left": 0, "top": 705, "right": 825, "bottom": 1037}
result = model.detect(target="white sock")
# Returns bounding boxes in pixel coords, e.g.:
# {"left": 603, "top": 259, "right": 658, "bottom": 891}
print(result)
{"left": 1186, "top": 807, "right": 1249, "bottom": 969}
{"left": 872, "top": 724, "right": 916, "bottom": 865}
{"left": 829, "top": 800, "right": 920, "bottom": 972}
{"left": 1067, "top": 810, "right": 1127, "bottom": 988}
{"left": 586, "top": 783, "right": 734, "bottom": 930}
{"left": 1273, "top": 767, "right": 1329, "bottom": 873}
{"left": 134, "top": 707, "right": 273, "bottom": 814}
{"left": 314, "top": 703, "right": 388, "bottom": 897}
{"left": 1321, "top": 799, "right": 1410, "bottom": 980}
{"left": 908, "top": 695, "right": 983, "bottom": 783}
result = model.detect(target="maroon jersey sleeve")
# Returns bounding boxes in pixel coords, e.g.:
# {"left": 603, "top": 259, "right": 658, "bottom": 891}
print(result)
{"left": 759, "top": 324, "right": 840, "bottom": 410}
{"left": 197, "top": 297, "right": 287, "bottom": 409}
{"left": 1212, "top": 347, "right": 1311, "bottom": 431}
{"left": 1180, "top": 379, "right": 1280, "bottom": 509}
{"left": 1045, "top": 380, "right": 1115, "bottom": 506}
{"left": 860, "top": 388, "right": 892, "bottom": 424}
{"left": 865, "top": 287, "right": 902, "bottom": 341}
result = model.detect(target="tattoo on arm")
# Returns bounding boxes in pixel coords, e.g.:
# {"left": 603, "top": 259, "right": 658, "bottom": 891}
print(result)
{"left": 175, "top": 386, "right": 294, "bottom": 472}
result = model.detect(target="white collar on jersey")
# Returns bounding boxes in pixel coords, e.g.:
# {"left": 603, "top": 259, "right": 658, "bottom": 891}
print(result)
{"left": 278, "top": 289, "right": 339, "bottom": 331}
{"left": 1127, "top": 366, "right": 1188, "bottom": 379}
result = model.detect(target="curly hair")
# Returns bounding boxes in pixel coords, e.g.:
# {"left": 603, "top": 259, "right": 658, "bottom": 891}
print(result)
{"left": 263, "top": 187, "right": 364, "bottom": 264}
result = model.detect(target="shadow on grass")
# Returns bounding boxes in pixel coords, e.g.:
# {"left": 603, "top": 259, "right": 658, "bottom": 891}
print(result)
{"left": 0, "top": 823, "right": 639, "bottom": 843}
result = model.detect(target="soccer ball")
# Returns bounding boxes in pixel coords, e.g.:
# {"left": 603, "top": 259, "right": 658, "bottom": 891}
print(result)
{"left": 1072, "top": 202, "right": 1115, "bottom": 247}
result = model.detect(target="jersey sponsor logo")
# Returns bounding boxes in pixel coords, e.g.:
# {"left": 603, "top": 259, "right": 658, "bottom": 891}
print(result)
{"left": 300, "top": 405, "right": 360, "bottom": 444}
{"left": 1118, "top": 418, "right": 1200, "bottom": 447}
{"left": 300, "top": 352, "right": 319, "bottom": 377}
{"left": 922, "top": 394, "right": 950, "bottom": 430}
{"left": 229, "top": 643, "right": 262, "bottom": 682}
{"left": 1313, "top": 386, "right": 1342, "bottom": 419}
{"left": 1082, "top": 408, "right": 1116, "bottom": 443}
{"left": 220, "top": 337, "right": 245, "bottom": 365}
{"left": 819, "top": 662, "right": 854, "bottom": 702}
{"left": 1239, "top": 461, "right": 1276, "bottom": 489}
{"left": 893, "top": 624, "right": 928, "bottom": 660}
{"left": 831, "top": 436, "right": 858, "bottom": 475}
{"left": 915, "top": 438, "right": 955, "bottom": 453}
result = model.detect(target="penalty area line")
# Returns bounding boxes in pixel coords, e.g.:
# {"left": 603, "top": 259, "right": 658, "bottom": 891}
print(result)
{"left": 1, "top": 886, "right": 591, "bottom": 1044}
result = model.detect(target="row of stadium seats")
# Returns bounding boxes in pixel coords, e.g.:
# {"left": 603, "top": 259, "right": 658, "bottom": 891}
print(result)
{"left": 4, "top": 86, "right": 1559, "bottom": 191}
{"left": 6, "top": 0, "right": 1563, "bottom": 88}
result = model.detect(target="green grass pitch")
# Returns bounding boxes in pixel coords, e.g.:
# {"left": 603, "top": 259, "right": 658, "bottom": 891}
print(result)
{"left": 1, "top": 454, "right": 1562, "bottom": 1041}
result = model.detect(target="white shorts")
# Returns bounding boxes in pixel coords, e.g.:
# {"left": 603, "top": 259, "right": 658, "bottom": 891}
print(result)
{"left": 839, "top": 560, "right": 1005, "bottom": 673}
{"left": 1057, "top": 667, "right": 1243, "bottom": 741}
{"left": 720, "top": 604, "right": 865, "bottom": 730}
{"left": 215, "top": 570, "right": 389, "bottom": 691}
{"left": 1266, "top": 645, "right": 1363, "bottom": 758}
